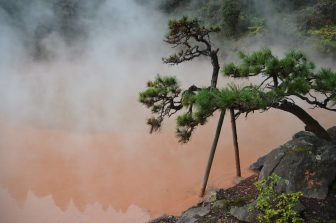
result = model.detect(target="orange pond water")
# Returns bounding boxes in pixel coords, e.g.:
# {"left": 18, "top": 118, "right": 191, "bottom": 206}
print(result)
{"left": 0, "top": 109, "right": 334, "bottom": 223}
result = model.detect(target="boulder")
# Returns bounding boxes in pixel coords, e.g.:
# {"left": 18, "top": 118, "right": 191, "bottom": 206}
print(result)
{"left": 176, "top": 205, "right": 210, "bottom": 223}
{"left": 252, "top": 127, "right": 336, "bottom": 199}
{"left": 230, "top": 201, "right": 257, "bottom": 222}
{"left": 249, "top": 155, "right": 267, "bottom": 171}
{"left": 327, "top": 126, "right": 336, "bottom": 142}
{"left": 149, "top": 215, "right": 178, "bottom": 223}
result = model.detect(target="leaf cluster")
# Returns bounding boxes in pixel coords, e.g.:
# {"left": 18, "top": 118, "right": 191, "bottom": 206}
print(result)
{"left": 140, "top": 47, "right": 336, "bottom": 143}
{"left": 198, "top": 0, "right": 263, "bottom": 37}
{"left": 254, "top": 173, "right": 304, "bottom": 223}
{"left": 139, "top": 75, "right": 182, "bottom": 133}
{"left": 175, "top": 85, "right": 270, "bottom": 142}
{"left": 163, "top": 17, "right": 220, "bottom": 65}
{"left": 308, "top": 26, "right": 336, "bottom": 54}
{"left": 298, "top": 0, "right": 336, "bottom": 30}
{"left": 223, "top": 49, "right": 336, "bottom": 111}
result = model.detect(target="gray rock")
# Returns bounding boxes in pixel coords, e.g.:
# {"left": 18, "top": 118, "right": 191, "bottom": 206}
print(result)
{"left": 249, "top": 155, "right": 267, "bottom": 171}
{"left": 327, "top": 126, "right": 336, "bottom": 141}
{"left": 149, "top": 215, "right": 178, "bottom": 223}
{"left": 203, "top": 190, "right": 217, "bottom": 203}
{"left": 255, "top": 129, "right": 336, "bottom": 199}
{"left": 230, "top": 201, "right": 257, "bottom": 223}
{"left": 212, "top": 199, "right": 227, "bottom": 209}
{"left": 258, "top": 144, "right": 290, "bottom": 180}
{"left": 295, "top": 200, "right": 306, "bottom": 213}
{"left": 176, "top": 205, "right": 210, "bottom": 223}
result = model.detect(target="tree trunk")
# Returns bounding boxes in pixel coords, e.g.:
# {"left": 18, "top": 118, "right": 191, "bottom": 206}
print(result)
{"left": 230, "top": 108, "right": 241, "bottom": 177}
{"left": 200, "top": 110, "right": 226, "bottom": 197}
{"left": 276, "top": 101, "right": 331, "bottom": 141}
{"left": 210, "top": 51, "right": 220, "bottom": 88}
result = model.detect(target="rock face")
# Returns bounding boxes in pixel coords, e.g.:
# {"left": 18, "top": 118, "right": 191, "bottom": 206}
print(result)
{"left": 230, "top": 201, "right": 257, "bottom": 223}
{"left": 250, "top": 127, "right": 336, "bottom": 199}
{"left": 176, "top": 205, "right": 210, "bottom": 223}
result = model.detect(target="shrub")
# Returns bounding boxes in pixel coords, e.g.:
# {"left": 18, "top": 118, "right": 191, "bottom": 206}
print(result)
{"left": 254, "top": 173, "right": 304, "bottom": 223}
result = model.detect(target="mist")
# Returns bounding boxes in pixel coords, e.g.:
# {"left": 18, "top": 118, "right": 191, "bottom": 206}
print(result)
{"left": 0, "top": 0, "right": 335, "bottom": 223}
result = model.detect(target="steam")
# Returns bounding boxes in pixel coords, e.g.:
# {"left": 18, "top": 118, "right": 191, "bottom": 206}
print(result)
{"left": 0, "top": 0, "right": 170, "bottom": 132}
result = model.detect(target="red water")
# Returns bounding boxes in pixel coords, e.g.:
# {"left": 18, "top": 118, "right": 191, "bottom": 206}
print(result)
{"left": 0, "top": 109, "right": 334, "bottom": 223}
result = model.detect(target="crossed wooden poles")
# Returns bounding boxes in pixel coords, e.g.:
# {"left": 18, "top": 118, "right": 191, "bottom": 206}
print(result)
{"left": 200, "top": 108, "right": 241, "bottom": 197}
{"left": 199, "top": 52, "right": 241, "bottom": 196}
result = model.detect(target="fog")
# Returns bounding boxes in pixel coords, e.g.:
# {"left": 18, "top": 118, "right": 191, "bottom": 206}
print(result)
{"left": 0, "top": 0, "right": 335, "bottom": 223}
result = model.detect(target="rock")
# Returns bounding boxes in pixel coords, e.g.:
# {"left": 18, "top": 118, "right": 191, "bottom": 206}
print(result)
{"left": 203, "top": 190, "right": 217, "bottom": 203}
{"left": 255, "top": 129, "right": 336, "bottom": 199}
{"left": 230, "top": 201, "right": 257, "bottom": 223}
{"left": 176, "top": 205, "right": 210, "bottom": 223}
{"left": 327, "top": 126, "right": 336, "bottom": 141}
{"left": 233, "top": 176, "right": 245, "bottom": 185}
{"left": 258, "top": 144, "right": 290, "bottom": 180}
{"left": 249, "top": 155, "right": 267, "bottom": 171}
{"left": 149, "top": 215, "right": 178, "bottom": 223}
{"left": 295, "top": 200, "right": 306, "bottom": 213}
{"left": 212, "top": 199, "right": 226, "bottom": 209}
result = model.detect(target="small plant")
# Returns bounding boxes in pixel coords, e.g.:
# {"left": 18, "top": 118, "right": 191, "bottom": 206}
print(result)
{"left": 254, "top": 173, "right": 304, "bottom": 223}
{"left": 308, "top": 26, "right": 336, "bottom": 54}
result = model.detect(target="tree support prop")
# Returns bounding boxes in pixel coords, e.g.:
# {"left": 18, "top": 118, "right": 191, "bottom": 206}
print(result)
{"left": 230, "top": 108, "right": 241, "bottom": 177}
{"left": 200, "top": 110, "right": 225, "bottom": 197}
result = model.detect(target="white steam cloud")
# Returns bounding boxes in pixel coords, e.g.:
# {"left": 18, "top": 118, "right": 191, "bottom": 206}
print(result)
{"left": 0, "top": 0, "right": 174, "bottom": 133}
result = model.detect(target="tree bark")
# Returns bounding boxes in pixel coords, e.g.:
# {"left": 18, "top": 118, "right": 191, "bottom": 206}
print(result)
{"left": 200, "top": 110, "right": 225, "bottom": 197}
{"left": 230, "top": 108, "right": 241, "bottom": 177}
{"left": 275, "top": 101, "right": 331, "bottom": 141}
{"left": 210, "top": 50, "right": 220, "bottom": 88}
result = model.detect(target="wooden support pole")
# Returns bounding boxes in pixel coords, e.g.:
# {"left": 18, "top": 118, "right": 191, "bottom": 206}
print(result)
{"left": 230, "top": 108, "right": 241, "bottom": 177}
{"left": 200, "top": 110, "right": 226, "bottom": 197}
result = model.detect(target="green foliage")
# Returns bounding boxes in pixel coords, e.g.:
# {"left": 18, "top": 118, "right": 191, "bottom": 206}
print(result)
{"left": 298, "top": 0, "right": 336, "bottom": 30}
{"left": 247, "top": 16, "right": 265, "bottom": 35}
{"left": 140, "top": 17, "right": 336, "bottom": 142}
{"left": 313, "top": 69, "right": 336, "bottom": 104}
{"left": 293, "top": 146, "right": 309, "bottom": 154}
{"left": 308, "top": 26, "right": 336, "bottom": 54}
{"left": 314, "top": 68, "right": 336, "bottom": 93}
{"left": 140, "top": 17, "right": 224, "bottom": 142}
{"left": 139, "top": 75, "right": 180, "bottom": 108}
{"left": 159, "top": 0, "right": 335, "bottom": 48}
{"left": 166, "top": 16, "right": 220, "bottom": 40}
{"left": 220, "top": 0, "right": 241, "bottom": 35}
{"left": 224, "top": 48, "right": 297, "bottom": 78}
{"left": 187, "top": 85, "right": 268, "bottom": 121}
{"left": 163, "top": 16, "right": 220, "bottom": 65}
{"left": 222, "top": 48, "right": 335, "bottom": 133}
{"left": 198, "top": 0, "right": 259, "bottom": 37}
{"left": 140, "top": 47, "right": 336, "bottom": 142}
{"left": 158, "top": 0, "right": 188, "bottom": 13}
{"left": 176, "top": 113, "right": 194, "bottom": 127}
{"left": 139, "top": 75, "right": 182, "bottom": 133}
{"left": 271, "top": 0, "right": 316, "bottom": 11}
{"left": 223, "top": 49, "right": 316, "bottom": 89}
{"left": 285, "top": 77, "right": 310, "bottom": 94}
{"left": 254, "top": 173, "right": 304, "bottom": 223}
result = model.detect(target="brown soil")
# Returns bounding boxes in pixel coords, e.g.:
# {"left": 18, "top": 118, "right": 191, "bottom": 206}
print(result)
{"left": 149, "top": 175, "right": 336, "bottom": 223}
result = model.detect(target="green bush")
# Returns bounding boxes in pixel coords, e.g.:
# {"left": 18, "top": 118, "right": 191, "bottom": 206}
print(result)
{"left": 308, "top": 26, "right": 336, "bottom": 55}
{"left": 254, "top": 173, "right": 304, "bottom": 223}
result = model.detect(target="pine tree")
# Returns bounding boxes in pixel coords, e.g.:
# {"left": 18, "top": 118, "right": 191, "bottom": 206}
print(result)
{"left": 139, "top": 17, "right": 242, "bottom": 196}
{"left": 139, "top": 17, "right": 336, "bottom": 195}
